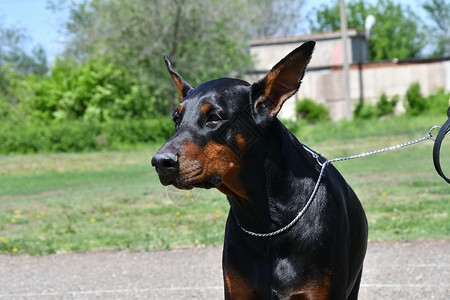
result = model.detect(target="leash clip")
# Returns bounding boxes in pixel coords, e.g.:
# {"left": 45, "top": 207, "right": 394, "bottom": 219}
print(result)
{"left": 314, "top": 152, "right": 329, "bottom": 167}
{"left": 428, "top": 125, "right": 441, "bottom": 142}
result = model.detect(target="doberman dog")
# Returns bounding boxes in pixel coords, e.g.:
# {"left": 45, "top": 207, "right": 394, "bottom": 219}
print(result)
{"left": 152, "top": 41, "right": 368, "bottom": 299}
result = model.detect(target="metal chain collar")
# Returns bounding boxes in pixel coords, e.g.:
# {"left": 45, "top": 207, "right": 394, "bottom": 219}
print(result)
{"left": 236, "top": 155, "right": 328, "bottom": 238}
{"left": 236, "top": 126, "right": 446, "bottom": 238}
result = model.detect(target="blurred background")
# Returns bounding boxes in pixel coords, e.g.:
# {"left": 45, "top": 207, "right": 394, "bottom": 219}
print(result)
{"left": 1, "top": 1, "right": 449, "bottom": 146}
{"left": 0, "top": 0, "right": 448, "bottom": 256}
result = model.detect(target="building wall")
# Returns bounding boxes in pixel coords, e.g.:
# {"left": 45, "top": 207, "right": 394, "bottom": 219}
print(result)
{"left": 280, "top": 60, "right": 450, "bottom": 121}
{"left": 249, "top": 32, "right": 450, "bottom": 121}
{"left": 250, "top": 30, "right": 366, "bottom": 70}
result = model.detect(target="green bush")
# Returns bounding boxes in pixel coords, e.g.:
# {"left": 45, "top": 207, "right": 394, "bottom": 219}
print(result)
{"left": 295, "top": 98, "right": 329, "bottom": 123}
{"left": 354, "top": 101, "right": 378, "bottom": 119}
{"left": 100, "top": 118, "right": 174, "bottom": 147}
{"left": 48, "top": 122, "right": 101, "bottom": 152}
{"left": 405, "top": 82, "right": 426, "bottom": 115}
{"left": 354, "top": 93, "right": 398, "bottom": 119}
{"left": 0, "top": 118, "right": 173, "bottom": 154}
{"left": 426, "top": 87, "right": 450, "bottom": 114}
{"left": 377, "top": 93, "right": 398, "bottom": 116}
{"left": 1, "top": 59, "right": 166, "bottom": 124}
{"left": 405, "top": 83, "right": 449, "bottom": 116}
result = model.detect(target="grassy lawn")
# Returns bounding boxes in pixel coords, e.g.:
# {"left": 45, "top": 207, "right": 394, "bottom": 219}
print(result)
{"left": 0, "top": 114, "right": 449, "bottom": 255}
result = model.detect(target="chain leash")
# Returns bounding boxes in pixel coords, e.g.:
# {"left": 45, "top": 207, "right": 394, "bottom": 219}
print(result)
{"left": 236, "top": 125, "right": 448, "bottom": 238}
{"left": 327, "top": 125, "right": 441, "bottom": 163}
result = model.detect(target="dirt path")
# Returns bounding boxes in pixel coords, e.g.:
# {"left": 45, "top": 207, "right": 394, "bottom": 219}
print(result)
{"left": 0, "top": 241, "right": 448, "bottom": 299}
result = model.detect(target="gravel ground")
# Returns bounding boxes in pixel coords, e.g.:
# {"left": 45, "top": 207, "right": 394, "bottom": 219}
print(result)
{"left": 0, "top": 241, "right": 448, "bottom": 299}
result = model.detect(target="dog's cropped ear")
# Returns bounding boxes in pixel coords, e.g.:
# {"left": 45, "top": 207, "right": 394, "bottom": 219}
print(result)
{"left": 250, "top": 41, "right": 315, "bottom": 126}
{"left": 164, "top": 54, "right": 194, "bottom": 101}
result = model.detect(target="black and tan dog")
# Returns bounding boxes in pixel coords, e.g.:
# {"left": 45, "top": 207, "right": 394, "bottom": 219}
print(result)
{"left": 152, "top": 41, "right": 368, "bottom": 299}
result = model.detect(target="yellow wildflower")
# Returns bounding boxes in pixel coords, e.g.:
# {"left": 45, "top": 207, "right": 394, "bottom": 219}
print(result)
{"left": 90, "top": 218, "right": 96, "bottom": 223}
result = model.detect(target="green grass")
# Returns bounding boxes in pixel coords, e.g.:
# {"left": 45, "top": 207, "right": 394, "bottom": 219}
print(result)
{"left": 300, "top": 113, "right": 449, "bottom": 241}
{"left": 0, "top": 150, "right": 229, "bottom": 255}
{"left": 0, "top": 114, "right": 449, "bottom": 255}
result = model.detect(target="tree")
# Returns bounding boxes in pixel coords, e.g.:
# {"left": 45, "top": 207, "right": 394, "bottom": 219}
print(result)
{"left": 423, "top": 0, "right": 450, "bottom": 56}
{"left": 0, "top": 24, "right": 48, "bottom": 76}
{"left": 56, "top": 0, "right": 254, "bottom": 113}
{"left": 307, "top": 0, "right": 425, "bottom": 60}
{"left": 0, "top": 21, "right": 48, "bottom": 111}
{"left": 248, "top": 0, "right": 306, "bottom": 38}
{"left": 50, "top": 0, "right": 307, "bottom": 114}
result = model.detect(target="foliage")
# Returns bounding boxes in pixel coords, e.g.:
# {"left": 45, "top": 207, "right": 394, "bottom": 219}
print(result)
{"left": 0, "top": 31, "right": 170, "bottom": 143}
{"left": 295, "top": 98, "right": 329, "bottom": 123}
{"left": 352, "top": 85, "right": 448, "bottom": 120}
{"left": 307, "top": 1, "right": 341, "bottom": 33}
{"left": 354, "top": 93, "right": 398, "bottom": 119}
{"left": 377, "top": 94, "right": 398, "bottom": 116}
{"left": 426, "top": 87, "right": 450, "bottom": 114}
{"left": 55, "top": 0, "right": 255, "bottom": 113}
{"left": 355, "top": 85, "right": 449, "bottom": 120}
{"left": 422, "top": 0, "right": 450, "bottom": 56}
{"left": 0, "top": 0, "right": 314, "bottom": 155}
{"left": 0, "top": 22, "right": 48, "bottom": 108}
{"left": 0, "top": 23, "right": 48, "bottom": 78}
{"left": 307, "top": 0, "right": 425, "bottom": 60}
{"left": 1, "top": 0, "right": 448, "bottom": 157}
{"left": 0, "top": 58, "right": 164, "bottom": 123}
{"left": 405, "top": 83, "right": 426, "bottom": 116}
{"left": 50, "top": 0, "right": 308, "bottom": 113}
{"left": 353, "top": 101, "right": 378, "bottom": 119}
{"left": 248, "top": 0, "right": 306, "bottom": 38}
{"left": 0, "top": 118, "right": 173, "bottom": 154}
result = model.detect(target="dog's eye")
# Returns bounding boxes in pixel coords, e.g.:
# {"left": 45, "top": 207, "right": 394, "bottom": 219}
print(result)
{"left": 172, "top": 114, "right": 182, "bottom": 131}
{"left": 172, "top": 113, "right": 181, "bottom": 124}
{"left": 206, "top": 114, "right": 221, "bottom": 124}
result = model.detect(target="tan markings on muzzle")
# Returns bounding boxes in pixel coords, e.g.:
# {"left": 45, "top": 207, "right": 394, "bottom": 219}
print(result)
{"left": 181, "top": 140, "right": 246, "bottom": 199}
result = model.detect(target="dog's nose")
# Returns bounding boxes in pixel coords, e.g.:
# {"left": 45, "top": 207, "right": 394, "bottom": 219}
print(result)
{"left": 151, "top": 152, "right": 178, "bottom": 175}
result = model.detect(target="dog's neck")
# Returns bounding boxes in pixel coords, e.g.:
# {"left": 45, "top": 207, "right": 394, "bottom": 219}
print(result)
{"left": 218, "top": 119, "right": 319, "bottom": 235}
